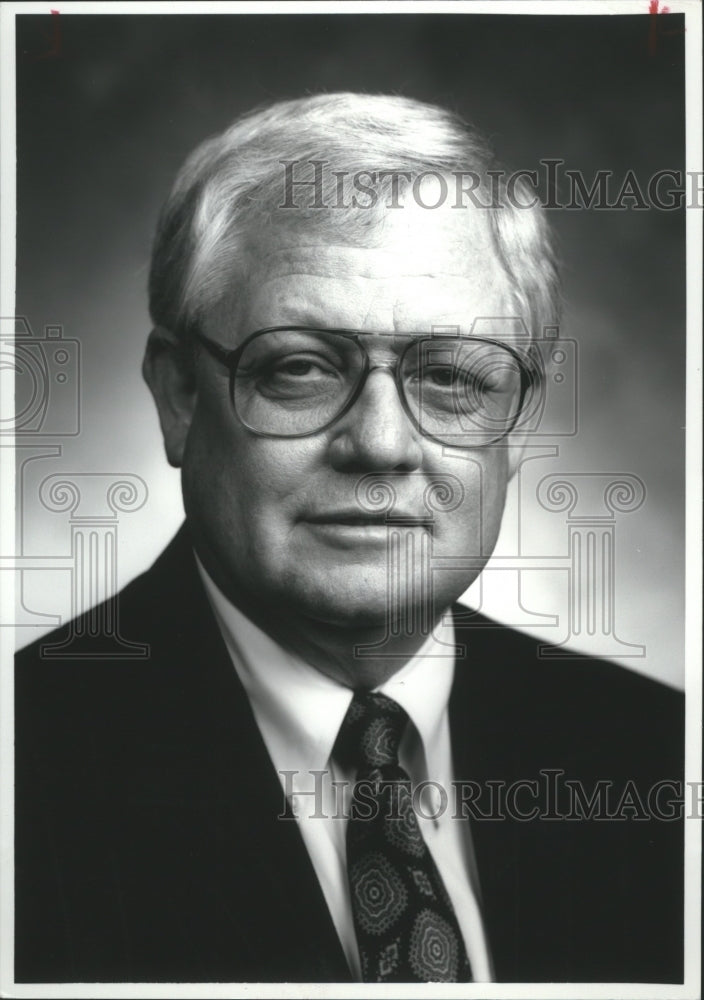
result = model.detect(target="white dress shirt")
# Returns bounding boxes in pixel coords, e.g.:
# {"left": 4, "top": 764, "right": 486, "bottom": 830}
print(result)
{"left": 196, "top": 558, "right": 493, "bottom": 982}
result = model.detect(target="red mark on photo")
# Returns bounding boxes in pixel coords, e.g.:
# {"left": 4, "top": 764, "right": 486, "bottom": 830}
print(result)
{"left": 33, "top": 9, "right": 62, "bottom": 61}
{"left": 648, "top": 0, "right": 686, "bottom": 58}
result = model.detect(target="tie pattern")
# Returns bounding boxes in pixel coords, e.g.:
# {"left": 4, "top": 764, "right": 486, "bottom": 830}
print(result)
{"left": 335, "top": 691, "right": 473, "bottom": 983}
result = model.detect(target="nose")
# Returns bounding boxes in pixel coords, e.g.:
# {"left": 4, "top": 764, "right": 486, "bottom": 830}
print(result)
{"left": 327, "top": 366, "right": 424, "bottom": 472}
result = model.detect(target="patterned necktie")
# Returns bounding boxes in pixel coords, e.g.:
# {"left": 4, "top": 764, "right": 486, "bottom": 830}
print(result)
{"left": 334, "top": 691, "right": 473, "bottom": 983}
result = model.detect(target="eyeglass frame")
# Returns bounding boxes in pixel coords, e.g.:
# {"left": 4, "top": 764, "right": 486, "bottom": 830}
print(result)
{"left": 192, "top": 325, "right": 542, "bottom": 448}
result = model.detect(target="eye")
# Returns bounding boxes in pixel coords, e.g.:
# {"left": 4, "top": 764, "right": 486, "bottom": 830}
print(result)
{"left": 404, "top": 365, "right": 459, "bottom": 389}
{"left": 249, "top": 352, "right": 343, "bottom": 401}
{"left": 425, "top": 367, "right": 456, "bottom": 387}
{"left": 272, "top": 356, "right": 331, "bottom": 377}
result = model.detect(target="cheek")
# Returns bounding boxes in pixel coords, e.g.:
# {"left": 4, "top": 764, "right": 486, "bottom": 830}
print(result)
{"left": 433, "top": 449, "right": 509, "bottom": 550}
{"left": 181, "top": 399, "right": 321, "bottom": 552}
{"left": 423, "top": 452, "right": 509, "bottom": 607}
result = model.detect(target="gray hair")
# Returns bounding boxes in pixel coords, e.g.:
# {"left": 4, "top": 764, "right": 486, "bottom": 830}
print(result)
{"left": 148, "top": 92, "right": 560, "bottom": 341}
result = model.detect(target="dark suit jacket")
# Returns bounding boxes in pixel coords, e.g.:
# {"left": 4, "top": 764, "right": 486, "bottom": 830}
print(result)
{"left": 15, "top": 525, "right": 684, "bottom": 983}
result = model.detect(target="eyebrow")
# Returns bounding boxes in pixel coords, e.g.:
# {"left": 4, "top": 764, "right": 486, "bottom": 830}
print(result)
{"left": 248, "top": 325, "right": 447, "bottom": 341}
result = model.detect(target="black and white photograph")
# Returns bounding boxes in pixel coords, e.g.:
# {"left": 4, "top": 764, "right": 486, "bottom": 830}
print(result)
{"left": 1, "top": 1, "right": 701, "bottom": 995}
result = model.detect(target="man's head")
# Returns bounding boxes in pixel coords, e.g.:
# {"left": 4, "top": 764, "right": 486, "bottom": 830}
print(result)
{"left": 144, "top": 93, "right": 560, "bottom": 635}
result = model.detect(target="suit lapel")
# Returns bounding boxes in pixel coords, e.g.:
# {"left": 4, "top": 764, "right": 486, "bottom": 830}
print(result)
{"left": 140, "top": 528, "right": 352, "bottom": 981}
{"left": 448, "top": 610, "right": 568, "bottom": 982}
{"left": 449, "top": 618, "right": 517, "bottom": 980}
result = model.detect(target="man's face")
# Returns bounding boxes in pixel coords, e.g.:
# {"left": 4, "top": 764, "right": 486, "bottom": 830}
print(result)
{"left": 176, "top": 198, "right": 522, "bottom": 628}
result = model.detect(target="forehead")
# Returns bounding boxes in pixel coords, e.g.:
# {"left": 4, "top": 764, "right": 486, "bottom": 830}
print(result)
{"left": 207, "top": 198, "right": 512, "bottom": 342}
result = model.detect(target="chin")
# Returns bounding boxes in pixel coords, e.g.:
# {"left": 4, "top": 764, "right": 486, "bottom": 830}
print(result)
{"left": 281, "top": 551, "right": 465, "bottom": 628}
{"left": 294, "top": 589, "right": 391, "bottom": 629}
{"left": 278, "top": 572, "right": 394, "bottom": 629}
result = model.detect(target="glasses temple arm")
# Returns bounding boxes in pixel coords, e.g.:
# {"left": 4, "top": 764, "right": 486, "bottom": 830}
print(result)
{"left": 192, "top": 332, "right": 234, "bottom": 368}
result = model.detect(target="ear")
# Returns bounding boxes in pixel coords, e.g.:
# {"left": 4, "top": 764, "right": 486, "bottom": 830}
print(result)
{"left": 142, "top": 327, "right": 197, "bottom": 468}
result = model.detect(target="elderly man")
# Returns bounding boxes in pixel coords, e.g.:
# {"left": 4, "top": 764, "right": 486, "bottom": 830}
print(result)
{"left": 15, "top": 94, "right": 683, "bottom": 984}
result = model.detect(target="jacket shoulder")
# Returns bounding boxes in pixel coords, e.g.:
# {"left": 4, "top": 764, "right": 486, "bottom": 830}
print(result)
{"left": 450, "top": 605, "right": 684, "bottom": 775}
{"left": 15, "top": 524, "right": 198, "bottom": 669}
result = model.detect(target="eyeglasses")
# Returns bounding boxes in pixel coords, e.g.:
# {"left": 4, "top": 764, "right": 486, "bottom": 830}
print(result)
{"left": 193, "top": 326, "right": 541, "bottom": 448}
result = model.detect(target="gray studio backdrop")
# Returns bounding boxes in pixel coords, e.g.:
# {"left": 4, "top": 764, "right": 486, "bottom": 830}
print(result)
{"left": 13, "top": 13, "right": 686, "bottom": 686}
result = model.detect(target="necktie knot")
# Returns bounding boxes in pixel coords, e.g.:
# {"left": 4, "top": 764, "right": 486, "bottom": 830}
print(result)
{"left": 335, "top": 692, "right": 408, "bottom": 775}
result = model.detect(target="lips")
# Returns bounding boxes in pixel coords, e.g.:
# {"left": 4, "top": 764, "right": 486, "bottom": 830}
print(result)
{"left": 306, "top": 511, "right": 391, "bottom": 525}
{"left": 304, "top": 510, "right": 434, "bottom": 528}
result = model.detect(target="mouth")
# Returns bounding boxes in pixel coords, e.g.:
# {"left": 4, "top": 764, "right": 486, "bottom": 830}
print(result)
{"left": 302, "top": 511, "right": 435, "bottom": 547}
{"left": 305, "top": 510, "right": 433, "bottom": 527}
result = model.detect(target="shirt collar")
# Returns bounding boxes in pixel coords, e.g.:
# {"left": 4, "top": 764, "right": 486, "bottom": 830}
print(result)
{"left": 195, "top": 556, "right": 455, "bottom": 780}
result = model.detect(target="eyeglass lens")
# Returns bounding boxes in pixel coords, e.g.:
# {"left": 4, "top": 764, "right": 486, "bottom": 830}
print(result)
{"left": 232, "top": 329, "right": 528, "bottom": 444}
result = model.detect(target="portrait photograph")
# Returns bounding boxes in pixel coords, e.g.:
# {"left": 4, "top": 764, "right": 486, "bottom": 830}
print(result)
{"left": 1, "top": 2, "right": 701, "bottom": 997}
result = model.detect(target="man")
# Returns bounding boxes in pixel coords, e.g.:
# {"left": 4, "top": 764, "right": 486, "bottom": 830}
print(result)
{"left": 15, "top": 93, "right": 684, "bottom": 984}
